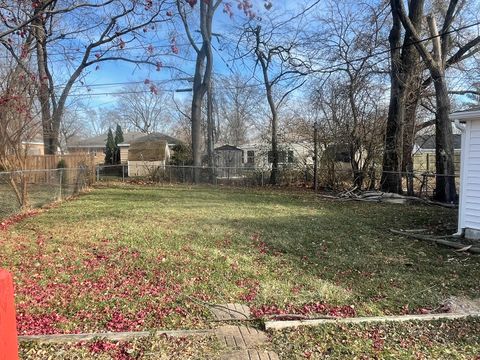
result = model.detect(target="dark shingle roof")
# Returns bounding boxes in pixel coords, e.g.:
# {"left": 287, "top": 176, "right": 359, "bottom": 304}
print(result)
{"left": 214, "top": 145, "right": 243, "bottom": 151}
{"left": 68, "top": 132, "right": 181, "bottom": 148}
{"left": 415, "top": 134, "right": 462, "bottom": 150}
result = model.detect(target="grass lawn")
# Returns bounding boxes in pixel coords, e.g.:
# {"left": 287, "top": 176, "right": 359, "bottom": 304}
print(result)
{"left": 1, "top": 184, "right": 479, "bottom": 358}
{"left": 270, "top": 317, "right": 480, "bottom": 359}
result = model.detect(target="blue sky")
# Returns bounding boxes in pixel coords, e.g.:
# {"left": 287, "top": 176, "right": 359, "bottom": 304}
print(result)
{"left": 58, "top": 0, "right": 316, "bottom": 111}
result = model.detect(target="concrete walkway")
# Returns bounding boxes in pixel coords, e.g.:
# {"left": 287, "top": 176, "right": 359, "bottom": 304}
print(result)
{"left": 210, "top": 304, "right": 280, "bottom": 360}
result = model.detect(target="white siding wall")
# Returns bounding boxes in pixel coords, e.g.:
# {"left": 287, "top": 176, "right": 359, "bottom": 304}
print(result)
{"left": 463, "top": 120, "right": 480, "bottom": 230}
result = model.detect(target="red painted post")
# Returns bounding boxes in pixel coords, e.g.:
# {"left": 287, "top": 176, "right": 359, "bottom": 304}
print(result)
{"left": 0, "top": 270, "right": 19, "bottom": 360}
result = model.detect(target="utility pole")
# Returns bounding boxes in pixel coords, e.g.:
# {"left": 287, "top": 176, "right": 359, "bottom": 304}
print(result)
{"left": 313, "top": 121, "right": 319, "bottom": 192}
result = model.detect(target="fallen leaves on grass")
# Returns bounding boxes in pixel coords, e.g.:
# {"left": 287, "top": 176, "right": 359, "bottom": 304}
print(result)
{"left": 20, "top": 334, "right": 223, "bottom": 360}
{"left": 251, "top": 302, "right": 356, "bottom": 319}
{"left": 0, "top": 210, "right": 38, "bottom": 231}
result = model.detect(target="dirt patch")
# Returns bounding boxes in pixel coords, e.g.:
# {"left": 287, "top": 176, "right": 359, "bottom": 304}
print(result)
{"left": 441, "top": 296, "right": 480, "bottom": 314}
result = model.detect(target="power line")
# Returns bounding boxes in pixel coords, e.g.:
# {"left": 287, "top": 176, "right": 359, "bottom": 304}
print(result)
{"left": 74, "top": 19, "right": 480, "bottom": 91}
{"left": 2, "top": 20, "right": 479, "bottom": 98}
{"left": 0, "top": 41, "right": 202, "bottom": 61}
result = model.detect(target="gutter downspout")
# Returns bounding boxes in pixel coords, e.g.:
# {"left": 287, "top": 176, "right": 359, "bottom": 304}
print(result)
{"left": 453, "top": 119, "right": 466, "bottom": 237}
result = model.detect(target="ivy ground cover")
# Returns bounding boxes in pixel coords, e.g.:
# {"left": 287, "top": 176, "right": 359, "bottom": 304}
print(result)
{"left": 0, "top": 184, "right": 479, "bottom": 357}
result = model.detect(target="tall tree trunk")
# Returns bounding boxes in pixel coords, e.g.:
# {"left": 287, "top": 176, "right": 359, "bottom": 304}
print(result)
{"left": 393, "top": 1, "right": 464, "bottom": 202}
{"left": 432, "top": 69, "right": 456, "bottom": 202}
{"left": 253, "top": 26, "right": 279, "bottom": 185}
{"left": 382, "top": 0, "right": 424, "bottom": 193}
{"left": 270, "top": 102, "right": 279, "bottom": 185}
{"left": 402, "top": 85, "right": 421, "bottom": 196}
{"left": 381, "top": 4, "right": 403, "bottom": 193}
{"left": 33, "top": 7, "right": 56, "bottom": 155}
{"left": 263, "top": 81, "right": 279, "bottom": 185}
{"left": 206, "top": 83, "right": 215, "bottom": 182}
{"left": 191, "top": 85, "right": 204, "bottom": 177}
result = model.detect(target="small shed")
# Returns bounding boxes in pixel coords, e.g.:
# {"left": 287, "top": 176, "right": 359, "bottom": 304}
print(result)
{"left": 451, "top": 108, "right": 480, "bottom": 239}
{"left": 126, "top": 134, "right": 170, "bottom": 177}
{"left": 214, "top": 145, "right": 243, "bottom": 178}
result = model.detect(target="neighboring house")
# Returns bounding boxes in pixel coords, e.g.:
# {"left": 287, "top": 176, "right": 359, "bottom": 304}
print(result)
{"left": 413, "top": 134, "right": 462, "bottom": 173}
{"left": 123, "top": 134, "right": 172, "bottom": 177}
{"left": 451, "top": 108, "right": 480, "bottom": 239}
{"left": 67, "top": 132, "right": 145, "bottom": 158}
{"left": 21, "top": 134, "right": 61, "bottom": 155}
{"left": 117, "top": 132, "right": 182, "bottom": 164}
{"left": 67, "top": 132, "right": 181, "bottom": 165}
{"left": 238, "top": 142, "right": 313, "bottom": 169}
{"left": 22, "top": 136, "right": 45, "bottom": 156}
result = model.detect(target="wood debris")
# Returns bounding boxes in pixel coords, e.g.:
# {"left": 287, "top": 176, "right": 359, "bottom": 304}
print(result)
{"left": 390, "top": 229, "right": 480, "bottom": 254}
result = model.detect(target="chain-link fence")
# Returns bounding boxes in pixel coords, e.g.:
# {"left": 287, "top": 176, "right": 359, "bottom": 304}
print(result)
{"left": 95, "top": 163, "right": 460, "bottom": 198}
{"left": 0, "top": 167, "right": 92, "bottom": 220}
{"left": 1, "top": 163, "right": 460, "bottom": 221}
{"left": 95, "top": 164, "right": 313, "bottom": 186}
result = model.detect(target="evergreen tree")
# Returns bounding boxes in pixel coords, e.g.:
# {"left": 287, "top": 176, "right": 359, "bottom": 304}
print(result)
{"left": 114, "top": 124, "right": 124, "bottom": 164}
{"left": 105, "top": 128, "right": 115, "bottom": 165}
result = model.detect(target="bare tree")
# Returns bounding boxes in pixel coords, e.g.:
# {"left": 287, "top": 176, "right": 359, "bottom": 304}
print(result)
{"left": 1, "top": 0, "right": 175, "bottom": 155}
{"left": 59, "top": 107, "right": 88, "bottom": 153}
{"left": 0, "top": 58, "right": 40, "bottom": 208}
{"left": 238, "top": 16, "right": 309, "bottom": 184}
{"left": 216, "top": 74, "right": 260, "bottom": 146}
{"left": 308, "top": 1, "right": 389, "bottom": 188}
{"left": 176, "top": 0, "right": 221, "bottom": 180}
{"left": 115, "top": 84, "right": 168, "bottom": 134}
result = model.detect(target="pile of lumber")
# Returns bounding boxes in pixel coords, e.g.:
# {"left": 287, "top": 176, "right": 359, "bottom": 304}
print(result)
{"left": 337, "top": 190, "right": 417, "bottom": 204}
{"left": 390, "top": 229, "right": 480, "bottom": 254}
{"left": 330, "top": 189, "right": 457, "bottom": 208}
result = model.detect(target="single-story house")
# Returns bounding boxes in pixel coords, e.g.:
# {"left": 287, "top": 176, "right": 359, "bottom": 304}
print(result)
{"left": 124, "top": 134, "right": 172, "bottom": 177}
{"left": 67, "top": 132, "right": 181, "bottom": 165}
{"left": 238, "top": 142, "right": 314, "bottom": 169}
{"left": 21, "top": 134, "right": 60, "bottom": 155}
{"left": 451, "top": 108, "right": 480, "bottom": 240}
{"left": 22, "top": 138, "right": 45, "bottom": 156}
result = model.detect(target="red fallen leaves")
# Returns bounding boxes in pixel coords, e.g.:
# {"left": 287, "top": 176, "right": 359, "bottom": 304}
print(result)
{"left": 250, "top": 232, "right": 269, "bottom": 254}
{"left": 16, "top": 312, "right": 67, "bottom": 335}
{"left": 250, "top": 302, "right": 357, "bottom": 319}
{"left": 86, "top": 340, "right": 138, "bottom": 360}
{"left": 367, "top": 328, "right": 385, "bottom": 352}
{"left": 13, "top": 241, "right": 186, "bottom": 335}
{"left": 400, "top": 304, "right": 433, "bottom": 315}
{"left": 235, "top": 278, "right": 260, "bottom": 302}
{"left": 0, "top": 210, "right": 38, "bottom": 231}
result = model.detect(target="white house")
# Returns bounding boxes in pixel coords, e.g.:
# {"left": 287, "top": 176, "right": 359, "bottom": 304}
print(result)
{"left": 451, "top": 108, "right": 480, "bottom": 239}
{"left": 238, "top": 142, "right": 314, "bottom": 169}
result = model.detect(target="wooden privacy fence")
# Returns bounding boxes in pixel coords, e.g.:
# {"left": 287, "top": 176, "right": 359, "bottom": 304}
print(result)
{"left": 413, "top": 151, "right": 461, "bottom": 174}
{"left": 24, "top": 154, "right": 95, "bottom": 170}
{"left": 12, "top": 154, "right": 96, "bottom": 184}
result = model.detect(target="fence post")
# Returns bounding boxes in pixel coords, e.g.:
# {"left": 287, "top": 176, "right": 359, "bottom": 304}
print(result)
{"left": 59, "top": 168, "right": 63, "bottom": 200}
{"left": 122, "top": 164, "right": 125, "bottom": 182}
{"left": 0, "top": 270, "right": 19, "bottom": 360}
{"left": 96, "top": 166, "right": 100, "bottom": 182}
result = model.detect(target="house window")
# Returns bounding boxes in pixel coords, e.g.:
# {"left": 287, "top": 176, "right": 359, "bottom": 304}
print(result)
{"left": 268, "top": 150, "right": 293, "bottom": 164}
{"left": 247, "top": 150, "right": 255, "bottom": 164}
{"left": 288, "top": 150, "right": 294, "bottom": 163}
